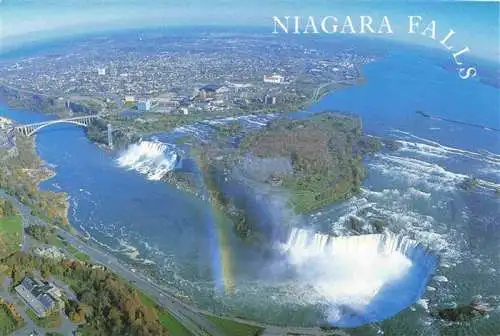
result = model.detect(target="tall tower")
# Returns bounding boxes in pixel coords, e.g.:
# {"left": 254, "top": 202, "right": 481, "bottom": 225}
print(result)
{"left": 107, "top": 124, "right": 113, "bottom": 149}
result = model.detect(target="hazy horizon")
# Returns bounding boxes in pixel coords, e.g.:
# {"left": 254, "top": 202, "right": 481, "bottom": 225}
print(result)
{"left": 1, "top": 1, "right": 499, "bottom": 61}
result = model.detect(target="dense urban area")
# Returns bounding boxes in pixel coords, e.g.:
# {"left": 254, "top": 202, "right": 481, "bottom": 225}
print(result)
{"left": 0, "top": 31, "right": 375, "bottom": 146}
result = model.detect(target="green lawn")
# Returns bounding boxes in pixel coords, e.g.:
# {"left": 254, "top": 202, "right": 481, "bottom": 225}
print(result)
{"left": 205, "top": 315, "right": 264, "bottom": 336}
{"left": 135, "top": 277, "right": 261, "bottom": 336}
{"left": 63, "top": 243, "right": 90, "bottom": 262}
{"left": 158, "top": 311, "right": 192, "bottom": 336}
{"left": 73, "top": 251, "right": 90, "bottom": 262}
{"left": 26, "top": 309, "right": 61, "bottom": 329}
{"left": 46, "top": 234, "right": 65, "bottom": 248}
{"left": 0, "top": 215, "right": 23, "bottom": 259}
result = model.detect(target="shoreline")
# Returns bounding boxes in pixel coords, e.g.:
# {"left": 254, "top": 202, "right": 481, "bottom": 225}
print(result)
{"left": 0, "top": 69, "right": 455, "bottom": 330}
{"left": 0, "top": 67, "right": 376, "bottom": 327}
{"left": 36, "top": 162, "right": 71, "bottom": 228}
{"left": 0, "top": 116, "right": 71, "bottom": 229}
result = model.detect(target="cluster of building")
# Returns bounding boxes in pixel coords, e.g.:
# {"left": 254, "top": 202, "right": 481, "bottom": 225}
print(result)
{"left": 0, "top": 31, "right": 373, "bottom": 118}
{"left": 15, "top": 276, "right": 64, "bottom": 318}
{"left": 120, "top": 81, "right": 284, "bottom": 115}
{"left": 33, "top": 246, "right": 65, "bottom": 260}
{"left": 0, "top": 116, "right": 13, "bottom": 130}
{"left": 0, "top": 117, "right": 15, "bottom": 150}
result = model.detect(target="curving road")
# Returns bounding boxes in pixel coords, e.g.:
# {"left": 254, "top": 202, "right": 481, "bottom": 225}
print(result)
{"left": 1, "top": 191, "right": 226, "bottom": 336}
{"left": 2, "top": 191, "right": 335, "bottom": 336}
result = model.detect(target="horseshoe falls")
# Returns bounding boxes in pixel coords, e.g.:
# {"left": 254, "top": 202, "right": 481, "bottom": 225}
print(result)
{"left": 283, "top": 228, "right": 437, "bottom": 327}
{"left": 117, "top": 140, "right": 179, "bottom": 180}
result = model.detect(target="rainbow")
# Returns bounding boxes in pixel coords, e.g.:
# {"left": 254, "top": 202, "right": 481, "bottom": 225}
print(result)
{"left": 191, "top": 148, "right": 235, "bottom": 294}
{"left": 210, "top": 204, "right": 235, "bottom": 294}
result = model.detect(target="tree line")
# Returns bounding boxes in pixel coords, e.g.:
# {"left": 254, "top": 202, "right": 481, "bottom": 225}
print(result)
{"left": 0, "top": 199, "right": 16, "bottom": 218}
{"left": 2, "top": 252, "right": 169, "bottom": 336}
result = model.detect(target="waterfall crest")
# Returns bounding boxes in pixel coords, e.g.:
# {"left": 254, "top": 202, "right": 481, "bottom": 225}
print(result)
{"left": 117, "top": 140, "right": 179, "bottom": 180}
{"left": 282, "top": 228, "right": 437, "bottom": 327}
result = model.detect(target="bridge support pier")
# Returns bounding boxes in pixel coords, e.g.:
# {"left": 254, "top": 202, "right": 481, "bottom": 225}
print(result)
{"left": 107, "top": 124, "right": 114, "bottom": 149}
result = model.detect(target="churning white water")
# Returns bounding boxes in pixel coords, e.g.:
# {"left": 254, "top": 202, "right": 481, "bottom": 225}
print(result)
{"left": 117, "top": 141, "right": 179, "bottom": 180}
{"left": 282, "top": 228, "right": 436, "bottom": 326}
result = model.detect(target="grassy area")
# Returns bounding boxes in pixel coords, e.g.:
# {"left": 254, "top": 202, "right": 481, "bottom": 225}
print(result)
{"left": 111, "top": 275, "right": 190, "bottom": 335}
{"left": 0, "top": 136, "right": 69, "bottom": 228}
{"left": 89, "top": 275, "right": 189, "bottom": 335}
{"left": 0, "top": 215, "right": 23, "bottom": 259}
{"left": 0, "top": 303, "right": 24, "bottom": 335}
{"left": 137, "top": 290, "right": 192, "bottom": 336}
{"left": 65, "top": 244, "right": 78, "bottom": 254}
{"left": 137, "top": 290, "right": 157, "bottom": 308}
{"left": 26, "top": 309, "right": 61, "bottom": 329}
{"left": 205, "top": 314, "right": 264, "bottom": 336}
{"left": 73, "top": 251, "right": 90, "bottom": 262}
{"left": 158, "top": 311, "right": 192, "bottom": 336}
{"left": 137, "top": 291, "right": 192, "bottom": 335}
{"left": 46, "top": 234, "right": 65, "bottom": 248}
{"left": 63, "top": 243, "right": 89, "bottom": 261}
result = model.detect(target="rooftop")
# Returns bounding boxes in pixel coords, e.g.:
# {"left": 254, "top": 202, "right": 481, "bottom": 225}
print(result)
{"left": 15, "top": 276, "right": 63, "bottom": 317}
{"left": 200, "top": 84, "right": 220, "bottom": 92}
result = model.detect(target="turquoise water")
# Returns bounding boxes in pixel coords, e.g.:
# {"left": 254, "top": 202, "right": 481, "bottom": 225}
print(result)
{"left": 1, "top": 41, "right": 499, "bottom": 334}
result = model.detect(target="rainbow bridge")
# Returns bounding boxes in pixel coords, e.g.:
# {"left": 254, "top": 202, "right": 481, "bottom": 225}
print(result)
{"left": 15, "top": 115, "right": 99, "bottom": 137}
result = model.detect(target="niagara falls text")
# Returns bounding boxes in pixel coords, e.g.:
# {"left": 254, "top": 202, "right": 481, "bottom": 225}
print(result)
{"left": 272, "top": 16, "right": 477, "bottom": 79}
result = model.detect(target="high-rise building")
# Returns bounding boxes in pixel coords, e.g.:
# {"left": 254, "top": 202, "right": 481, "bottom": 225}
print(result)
{"left": 107, "top": 124, "right": 114, "bottom": 149}
{"left": 264, "top": 95, "right": 277, "bottom": 105}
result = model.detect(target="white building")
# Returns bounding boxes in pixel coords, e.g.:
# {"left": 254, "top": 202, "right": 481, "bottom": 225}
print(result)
{"left": 0, "top": 117, "right": 13, "bottom": 130}
{"left": 263, "top": 74, "right": 285, "bottom": 84}
{"left": 137, "top": 99, "right": 152, "bottom": 111}
{"left": 34, "top": 246, "right": 65, "bottom": 260}
{"left": 124, "top": 96, "right": 136, "bottom": 103}
{"left": 215, "top": 86, "right": 230, "bottom": 94}
{"left": 97, "top": 67, "right": 106, "bottom": 76}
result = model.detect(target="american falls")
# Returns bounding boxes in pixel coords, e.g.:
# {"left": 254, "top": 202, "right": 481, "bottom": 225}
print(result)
{"left": 117, "top": 140, "right": 179, "bottom": 180}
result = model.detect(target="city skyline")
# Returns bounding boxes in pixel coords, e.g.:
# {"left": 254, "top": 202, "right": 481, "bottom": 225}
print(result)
{"left": 1, "top": 0, "right": 499, "bottom": 61}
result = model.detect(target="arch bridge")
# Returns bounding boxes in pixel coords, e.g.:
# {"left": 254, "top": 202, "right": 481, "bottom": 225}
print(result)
{"left": 15, "top": 115, "right": 99, "bottom": 137}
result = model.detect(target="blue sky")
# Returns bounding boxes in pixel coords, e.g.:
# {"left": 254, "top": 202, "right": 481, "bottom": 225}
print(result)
{"left": 1, "top": 0, "right": 499, "bottom": 61}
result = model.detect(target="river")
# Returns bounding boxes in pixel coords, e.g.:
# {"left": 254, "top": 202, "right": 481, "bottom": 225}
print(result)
{"left": 1, "top": 44, "right": 499, "bottom": 335}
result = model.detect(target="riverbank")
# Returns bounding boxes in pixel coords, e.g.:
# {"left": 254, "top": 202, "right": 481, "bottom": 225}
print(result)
{"left": 0, "top": 126, "right": 69, "bottom": 228}
{"left": 85, "top": 76, "right": 363, "bottom": 150}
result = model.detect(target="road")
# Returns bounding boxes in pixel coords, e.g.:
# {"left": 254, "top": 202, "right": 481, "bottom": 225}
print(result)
{"left": 1, "top": 191, "right": 227, "bottom": 336}
{"left": 2, "top": 191, "right": 336, "bottom": 336}
{"left": 55, "top": 229, "right": 225, "bottom": 336}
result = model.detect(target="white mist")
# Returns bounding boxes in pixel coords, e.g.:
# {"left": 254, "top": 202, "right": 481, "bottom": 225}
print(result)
{"left": 117, "top": 140, "right": 178, "bottom": 180}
